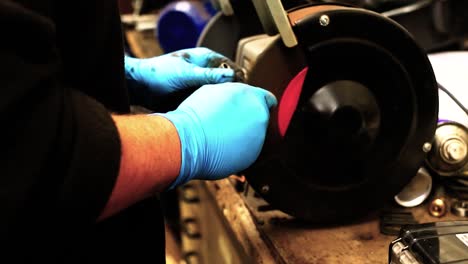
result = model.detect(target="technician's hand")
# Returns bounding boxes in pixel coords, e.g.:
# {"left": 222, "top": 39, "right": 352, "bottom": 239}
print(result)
{"left": 158, "top": 82, "right": 277, "bottom": 188}
{"left": 124, "top": 47, "right": 235, "bottom": 95}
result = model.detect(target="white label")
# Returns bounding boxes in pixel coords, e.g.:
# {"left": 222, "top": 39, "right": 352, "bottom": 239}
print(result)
{"left": 456, "top": 233, "right": 468, "bottom": 247}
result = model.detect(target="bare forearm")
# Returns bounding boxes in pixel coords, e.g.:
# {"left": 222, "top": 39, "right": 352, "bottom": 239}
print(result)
{"left": 98, "top": 114, "right": 181, "bottom": 221}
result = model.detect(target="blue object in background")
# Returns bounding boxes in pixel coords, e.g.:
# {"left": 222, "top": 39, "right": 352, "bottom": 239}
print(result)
{"left": 156, "top": 0, "right": 217, "bottom": 53}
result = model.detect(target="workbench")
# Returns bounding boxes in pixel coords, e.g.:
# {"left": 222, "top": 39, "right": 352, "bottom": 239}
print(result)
{"left": 178, "top": 179, "right": 465, "bottom": 264}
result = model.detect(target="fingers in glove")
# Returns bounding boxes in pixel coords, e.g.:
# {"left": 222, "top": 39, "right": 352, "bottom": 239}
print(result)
{"left": 252, "top": 87, "right": 278, "bottom": 109}
{"left": 172, "top": 47, "right": 230, "bottom": 68}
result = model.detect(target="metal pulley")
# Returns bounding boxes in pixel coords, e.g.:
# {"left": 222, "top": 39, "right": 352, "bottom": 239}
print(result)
{"left": 426, "top": 121, "right": 468, "bottom": 177}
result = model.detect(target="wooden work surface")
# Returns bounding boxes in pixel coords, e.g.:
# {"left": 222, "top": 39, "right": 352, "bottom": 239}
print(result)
{"left": 203, "top": 179, "right": 466, "bottom": 264}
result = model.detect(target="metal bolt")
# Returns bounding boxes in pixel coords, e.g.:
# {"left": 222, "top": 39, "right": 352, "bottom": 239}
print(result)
{"left": 319, "top": 15, "right": 330, "bottom": 26}
{"left": 441, "top": 138, "right": 467, "bottom": 164}
{"left": 261, "top": 185, "right": 270, "bottom": 194}
{"left": 423, "top": 142, "right": 432, "bottom": 153}
{"left": 428, "top": 198, "right": 447, "bottom": 217}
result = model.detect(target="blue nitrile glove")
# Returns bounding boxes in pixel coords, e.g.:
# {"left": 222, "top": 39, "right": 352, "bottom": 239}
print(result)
{"left": 157, "top": 82, "right": 278, "bottom": 189}
{"left": 124, "top": 47, "right": 235, "bottom": 95}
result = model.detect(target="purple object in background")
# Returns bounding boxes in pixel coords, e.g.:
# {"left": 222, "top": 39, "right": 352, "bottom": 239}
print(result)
{"left": 156, "top": 0, "right": 216, "bottom": 53}
{"left": 438, "top": 119, "right": 451, "bottom": 124}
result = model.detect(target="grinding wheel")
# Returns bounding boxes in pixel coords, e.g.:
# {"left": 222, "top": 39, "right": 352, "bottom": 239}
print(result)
{"left": 242, "top": 4, "right": 438, "bottom": 222}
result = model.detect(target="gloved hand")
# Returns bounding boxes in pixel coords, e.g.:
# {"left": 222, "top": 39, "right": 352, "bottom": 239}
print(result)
{"left": 157, "top": 82, "right": 277, "bottom": 189}
{"left": 124, "top": 47, "right": 235, "bottom": 95}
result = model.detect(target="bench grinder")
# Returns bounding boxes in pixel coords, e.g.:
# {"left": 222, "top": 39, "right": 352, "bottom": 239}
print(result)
{"left": 200, "top": 0, "right": 438, "bottom": 223}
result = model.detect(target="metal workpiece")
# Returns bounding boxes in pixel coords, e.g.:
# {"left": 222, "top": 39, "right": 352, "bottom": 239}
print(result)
{"left": 451, "top": 200, "right": 468, "bottom": 217}
{"left": 219, "top": 62, "right": 230, "bottom": 69}
{"left": 214, "top": 59, "right": 246, "bottom": 82}
{"left": 426, "top": 121, "right": 468, "bottom": 177}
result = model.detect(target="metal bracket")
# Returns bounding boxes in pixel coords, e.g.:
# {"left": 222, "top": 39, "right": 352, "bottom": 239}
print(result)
{"left": 252, "top": 0, "right": 298, "bottom": 47}
{"left": 210, "top": 0, "right": 234, "bottom": 16}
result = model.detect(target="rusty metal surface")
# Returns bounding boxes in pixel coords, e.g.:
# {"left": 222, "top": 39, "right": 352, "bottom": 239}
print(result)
{"left": 204, "top": 180, "right": 283, "bottom": 264}
{"left": 205, "top": 179, "right": 393, "bottom": 263}
{"left": 204, "top": 178, "right": 468, "bottom": 264}
{"left": 240, "top": 181, "right": 394, "bottom": 264}
{"left": 256, "top": 216, "right": 393, "bottom": 264}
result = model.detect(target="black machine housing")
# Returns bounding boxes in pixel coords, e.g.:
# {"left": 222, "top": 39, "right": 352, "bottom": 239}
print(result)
{"left": 200, "top": 1, "right": 443, "bottom": 222}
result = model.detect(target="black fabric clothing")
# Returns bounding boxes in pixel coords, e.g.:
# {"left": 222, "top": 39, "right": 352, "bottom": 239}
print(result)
{"left": 0, "top": 1, "right": 165, "bottom": 262}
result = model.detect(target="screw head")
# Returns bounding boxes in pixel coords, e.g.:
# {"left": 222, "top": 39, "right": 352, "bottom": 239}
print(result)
{"left": 319, "top": 15, "right": 330, "bottom": 26}
{"left": 261, "top": 185, "right": 270, "bottom": 194}
{"left": 423, "top": 142, "right": 432, "bottom": 153}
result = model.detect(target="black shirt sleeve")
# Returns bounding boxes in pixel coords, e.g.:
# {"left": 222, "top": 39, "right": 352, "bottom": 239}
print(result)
{"left": 0, "top": 0, "right": 121, "bottom": 234}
